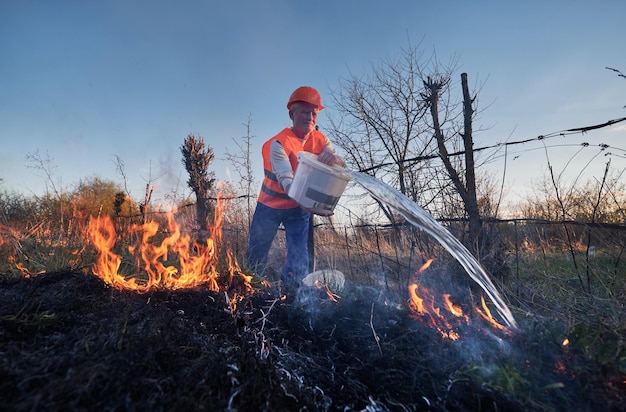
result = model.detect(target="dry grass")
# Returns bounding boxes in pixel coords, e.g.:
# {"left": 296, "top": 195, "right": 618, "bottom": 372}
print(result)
{"left": 1, "top": 203, "right": 625, "bottom": 409}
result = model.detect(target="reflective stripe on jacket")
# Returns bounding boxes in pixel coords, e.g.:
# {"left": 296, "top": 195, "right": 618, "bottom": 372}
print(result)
{"left": 258, "top": 128, "right": 327, "bottom": 209}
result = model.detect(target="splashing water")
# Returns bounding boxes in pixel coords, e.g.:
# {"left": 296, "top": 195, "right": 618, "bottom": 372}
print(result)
{"left": 349, "top": 171, "right": 518, "bottom": 330}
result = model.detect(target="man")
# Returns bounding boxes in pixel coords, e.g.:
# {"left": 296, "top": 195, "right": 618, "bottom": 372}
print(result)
{"left": 246, "top": 86, "right": 345, "bottom": 288}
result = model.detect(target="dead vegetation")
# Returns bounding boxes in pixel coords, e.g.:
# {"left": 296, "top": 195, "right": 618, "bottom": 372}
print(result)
{"left": 0, "top": 183, "right": 625, "bottom": 410}
{"left": 0, "top": 268, "right": 623, "bottom": 411}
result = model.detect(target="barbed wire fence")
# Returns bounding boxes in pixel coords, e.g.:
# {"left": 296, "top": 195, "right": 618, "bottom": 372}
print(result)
{"left": 359, "top": 116, "right": 626, "bottom": 174}
{"left": 104, "top": 115, "right": 626, "bottom": 294}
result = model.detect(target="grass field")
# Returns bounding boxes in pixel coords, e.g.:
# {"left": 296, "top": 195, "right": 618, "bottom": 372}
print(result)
{"left": 1, "top": 205, "right": 625, "bottom": 410}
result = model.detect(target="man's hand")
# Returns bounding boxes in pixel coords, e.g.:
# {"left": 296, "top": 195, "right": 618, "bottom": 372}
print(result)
{"left": 317, "top": 149, "right": 345, "bottom": 167}
{"left": 312, "top": 208, "right": 334, "bottom": 217}
{"left": 301, "top": 206, "right": 334, "bottom": 217}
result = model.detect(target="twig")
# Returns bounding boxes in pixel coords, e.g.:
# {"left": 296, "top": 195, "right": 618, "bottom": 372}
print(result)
{"left": 224, "top": 291, "right": 234, "bottom": 316}
{"left": 370, "top": 302, "right": 382, "bottom": 355}
{"left": 255, "top": 298, "right": 280, "bottom": 333}
{"left": 226, "top": 388, "right": 241, "bottom": 411}
{"left": 255, "top": 331, "right": 270, "bottom": 359}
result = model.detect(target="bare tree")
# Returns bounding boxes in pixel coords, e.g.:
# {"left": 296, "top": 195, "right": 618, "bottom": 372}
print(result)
{"left": 326, "top": 45, "right": 483, "bottom": 221}
{"left": 328, "top": 45, "right": 434, "bottom": 202}
{"left": 224, "top": 113, "right": 256, "bottom": 223}
{"left": 424, "top": 73, "right": 482, "bottom": 248}
{"left": 327, "top": 43, "right": 508, "bottom": 271}
{"left": 327, "top": 45, "right": 490, "bottom": 224}
{"left": 25, "top": 149, "right": 69, "bottom": 237}
{"left": 25, "top": 149, "right": 62, "bottom": 198}
{"left": 181, "top": 134, "right": 216, "bottom": 238}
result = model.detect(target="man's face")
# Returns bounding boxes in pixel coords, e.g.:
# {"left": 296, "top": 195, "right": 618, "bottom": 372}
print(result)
{"left": 290, "top": 102, "right": 319, "bottom": 136}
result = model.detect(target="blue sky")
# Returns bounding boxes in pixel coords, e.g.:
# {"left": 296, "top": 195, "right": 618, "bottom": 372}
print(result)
{"left": 1, "top": 0, "right": 625, "bottom": 212}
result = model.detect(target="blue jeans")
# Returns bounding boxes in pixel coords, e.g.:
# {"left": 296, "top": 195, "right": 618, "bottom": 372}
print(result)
{"left": 246, "top": 203, "right": 310, "bottom": 284}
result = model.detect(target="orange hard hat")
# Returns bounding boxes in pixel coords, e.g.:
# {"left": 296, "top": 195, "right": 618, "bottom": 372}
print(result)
{"left": 287, "top": 86, "right": 324, "bottom": 110}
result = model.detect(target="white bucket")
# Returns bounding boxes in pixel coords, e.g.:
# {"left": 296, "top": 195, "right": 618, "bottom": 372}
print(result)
{"left": 288, "top": 152, "right": 351, "bottom": 214}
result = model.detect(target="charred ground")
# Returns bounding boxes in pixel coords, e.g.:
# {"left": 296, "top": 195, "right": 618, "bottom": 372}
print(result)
{"left": 0, "top": 271, "right": 623, "bottom": 411}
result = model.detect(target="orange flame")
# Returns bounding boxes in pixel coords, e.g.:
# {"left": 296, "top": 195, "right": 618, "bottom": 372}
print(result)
{"left": 408, "top": 259, "right": 465, "bottom": 340}
{"left": 475, "top": 295, "right": 509, "bottom": 332}
{"left": 313, "top": 279, "right": 340, "bottom": 302}
{"left": 418, "top": 259, "right": 434, "bottom": 273}
{"left": 0, "top": 223, "right": 20, "bottom": 249}
{"left": 474, "top": 296, "right": 513, "bottom": 336}
{"left": 408, "top": 284, "right": 461, "bottom": 340}
{"left": 443, "top": 294, "right": 465, "bottom": 318}
{"left": 408, "top": 258, "right": 511, "bottom": 339}
{"left": 88, "top": 194, "right": 251, "bottom": 295}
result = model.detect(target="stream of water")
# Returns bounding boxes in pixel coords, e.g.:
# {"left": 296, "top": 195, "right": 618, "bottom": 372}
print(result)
{"left": 349, "top": 171, "right": 518, "bottom": 329}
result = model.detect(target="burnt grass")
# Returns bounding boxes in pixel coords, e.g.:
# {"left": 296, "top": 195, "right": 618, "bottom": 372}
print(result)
{"left": 0, "top": 271, "right": 624, "bottom": 411}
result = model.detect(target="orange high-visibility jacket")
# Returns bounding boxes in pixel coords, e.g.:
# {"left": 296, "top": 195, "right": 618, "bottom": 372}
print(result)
{"left": 258, "top": 128, "right": 327, "bottom": 209}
